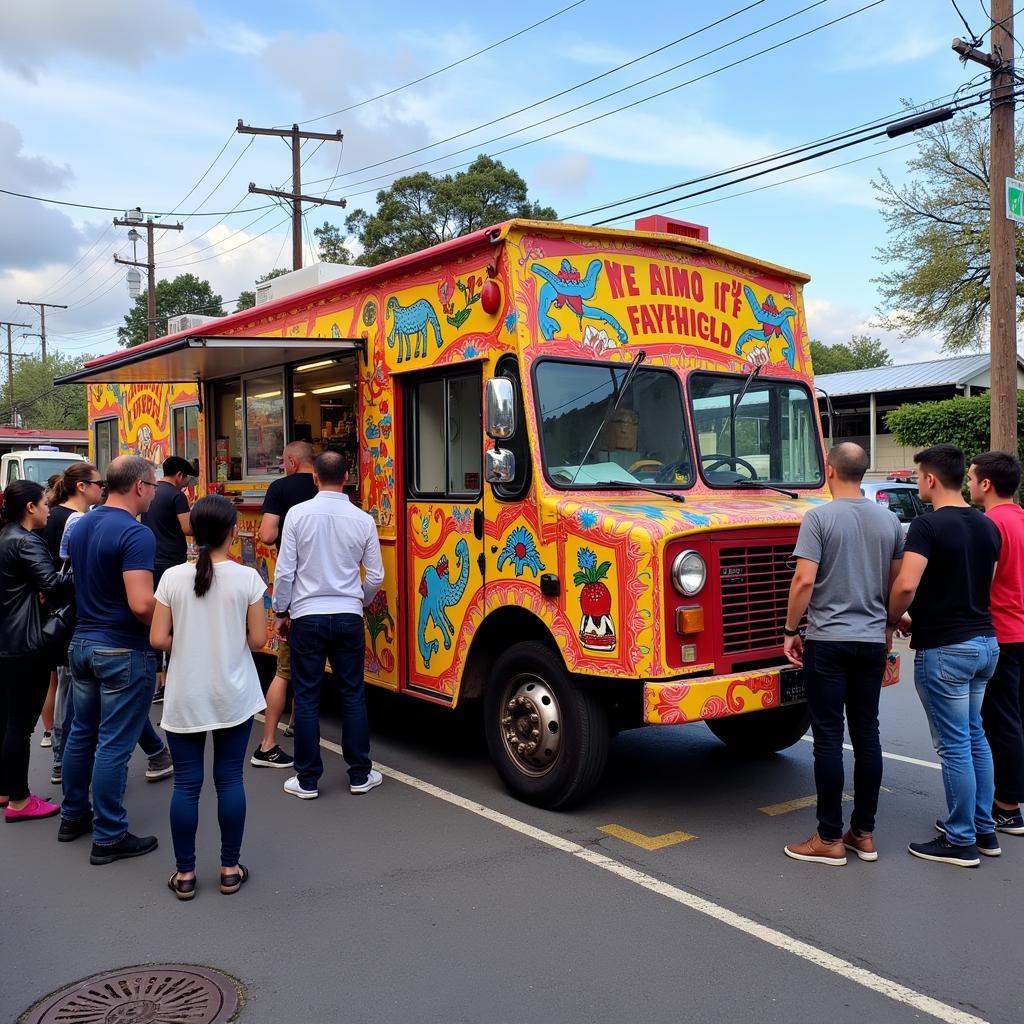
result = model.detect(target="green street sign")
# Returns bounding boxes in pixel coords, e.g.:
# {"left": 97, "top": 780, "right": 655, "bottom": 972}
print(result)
{"left": 1007, "top": 177, "right": 1024, "bottom": 223}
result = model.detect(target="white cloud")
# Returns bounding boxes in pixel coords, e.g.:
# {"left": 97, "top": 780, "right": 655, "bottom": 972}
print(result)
{"left": 533, "top": 152, "right": 593, "bottom": 195}
{"left": 826, "top": 28, "right": 946, "bottom": 72}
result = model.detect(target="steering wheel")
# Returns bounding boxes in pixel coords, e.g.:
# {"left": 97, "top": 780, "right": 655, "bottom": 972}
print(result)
{"left": 699, "top": 454, "right": 758, "bottom": 480}
{"left": 654, "top": 460, "right": 692, "bottom": 484}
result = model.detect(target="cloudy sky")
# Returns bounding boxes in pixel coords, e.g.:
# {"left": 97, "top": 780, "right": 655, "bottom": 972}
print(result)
{"left": 0, "top": 0, "right": 989, "bottom": 364}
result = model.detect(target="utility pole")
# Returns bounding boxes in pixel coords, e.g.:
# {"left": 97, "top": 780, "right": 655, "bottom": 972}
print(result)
{"left": 113, "top": 209, "right": 184, "bottom": 342}
{"left": 16, "top": 300, "right": 66, "bottom": 362}
{"left": 237, "top": 121, "right": 347, "bottom": 271}
{"left": 1, "top": 320, "right": 30, "bottom": 425}
{"left": 954, "top": 0, "right": 1018, "bottom": 453}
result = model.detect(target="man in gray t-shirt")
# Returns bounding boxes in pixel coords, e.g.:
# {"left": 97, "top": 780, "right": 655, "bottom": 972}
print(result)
{"left": 782, "top": 442, "right": 904, "bottom": 868}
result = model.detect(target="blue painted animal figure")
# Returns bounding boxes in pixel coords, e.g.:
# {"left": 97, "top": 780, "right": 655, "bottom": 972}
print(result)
{"left": 531, "top": 258, "right": 628, "bottom": 343}
{"left": 387, "top": 297, "right": 444, "bottom": 363}
{"left": 417, "top": 538, "right": 470, "bottom": 668}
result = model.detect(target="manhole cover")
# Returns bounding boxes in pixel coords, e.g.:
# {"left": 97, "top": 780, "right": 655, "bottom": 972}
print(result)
{"left": 20, "top": 964, "right": 243, "bottom": 1024}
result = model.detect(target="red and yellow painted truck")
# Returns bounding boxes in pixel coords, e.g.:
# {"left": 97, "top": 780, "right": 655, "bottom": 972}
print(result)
{"left": 66, "top": 215, "right": 897, "bottom": 807}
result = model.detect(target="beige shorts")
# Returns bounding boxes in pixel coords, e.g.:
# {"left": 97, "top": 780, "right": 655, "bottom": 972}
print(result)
{"left": 276, "top": 638, "right": 291, "bottom": 682}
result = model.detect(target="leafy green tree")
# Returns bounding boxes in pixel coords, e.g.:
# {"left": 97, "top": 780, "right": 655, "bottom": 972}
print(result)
{"left": 0, "top": 352, "right": 91, "bottom": 430}
{"left": 312, "top": 221, "right": 353, "bottom": 265}
{"left": 873, "top": 111, "right": 1024, "bottom": 351}
{"left": 346, "top": 154, "right": 557, "bottom": 266}
{"left": 236, "top": 268, "right": 292, "bottom": 311}
{"left": 886, "top": 392, "right": 1024, "bottom": 461}
{"left": 117, "top": 273, "right": 225, "bottom": 347}
{"left": 810, "top": 334, "right": 893, "bottom": 375}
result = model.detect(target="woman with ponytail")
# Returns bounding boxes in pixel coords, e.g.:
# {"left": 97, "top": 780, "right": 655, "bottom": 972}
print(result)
{"left": 0, "top": 480, "right": 73, "bottom": 821}
{"left": 150, "top": 495, "right": 267, "bottom": 900}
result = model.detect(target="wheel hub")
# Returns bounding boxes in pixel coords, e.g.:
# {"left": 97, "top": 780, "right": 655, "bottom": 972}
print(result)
{"left": 500, "top": 677, "right": 561, "bottom": 775}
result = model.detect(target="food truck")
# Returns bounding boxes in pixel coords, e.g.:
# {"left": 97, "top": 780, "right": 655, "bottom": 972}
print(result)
{"left": 62, "top": 215, "right": 897, "bottom": 808}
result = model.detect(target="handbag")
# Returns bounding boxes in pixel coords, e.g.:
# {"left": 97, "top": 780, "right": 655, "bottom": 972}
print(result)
{"left": 40, "top": 563, "right": 76, "bottom": 661}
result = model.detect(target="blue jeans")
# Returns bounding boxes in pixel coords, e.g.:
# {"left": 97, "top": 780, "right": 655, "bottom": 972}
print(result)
{"left": 914, "top": 635, "right": 1000, "bottom": 846}
{"left": 61, "top": 639, "right": 158, "bottom": 846}
{"left": 289, "top": 613, "right": 371, "bottom": 789}
{"left": 166, "top": 719, "right": 253, "bottom": 873}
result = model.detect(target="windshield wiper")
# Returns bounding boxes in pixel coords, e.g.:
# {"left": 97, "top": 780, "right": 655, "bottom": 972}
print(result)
{"left": 592, "top": 480, "right": 685, "bottom": 503}
{"left": 732, "top": 480, "right": 799, "bottom": 499}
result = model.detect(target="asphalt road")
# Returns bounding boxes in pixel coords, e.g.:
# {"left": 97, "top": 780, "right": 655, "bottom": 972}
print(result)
{"left": 5, "top": 641, "right": 1021, "bottom": 1024}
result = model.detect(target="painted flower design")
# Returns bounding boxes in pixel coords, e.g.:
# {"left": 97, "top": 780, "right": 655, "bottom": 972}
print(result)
{"left": 504, "top": 310, "right": 518, "bottom": 333}
{"left": 576, "top": 509, "right": 598, "bottom": 530}
{"left": 573, "top": 548, "right": 612, "bottom": 618}
{"left": 497, "top": 526, "right": 546, "bottom": 578}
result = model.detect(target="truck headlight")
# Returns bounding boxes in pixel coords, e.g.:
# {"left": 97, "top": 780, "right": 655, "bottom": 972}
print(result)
{"left": 671, "top": 550, "right": 706, "bottom": 596}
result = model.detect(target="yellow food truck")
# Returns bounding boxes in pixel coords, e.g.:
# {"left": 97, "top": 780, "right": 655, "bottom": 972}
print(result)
{"left": 63, "top": 215, "right": 896, "bottom": 807}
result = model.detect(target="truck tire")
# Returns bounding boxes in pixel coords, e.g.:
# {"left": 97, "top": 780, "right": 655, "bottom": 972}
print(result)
{"left": 705, "top": 702, "right": 811, "bottom": 754}
{"left": 484, "top": 641, "right": 608, "bottom": 809}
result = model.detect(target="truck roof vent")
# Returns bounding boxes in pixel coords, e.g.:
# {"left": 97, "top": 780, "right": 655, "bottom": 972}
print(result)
{"left": 634, "top": 215, "right": 708, "bottom": 241}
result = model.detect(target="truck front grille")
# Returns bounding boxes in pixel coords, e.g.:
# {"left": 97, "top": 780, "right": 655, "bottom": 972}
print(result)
{"left": 719, "top": 543, "right": 794, "bottom": 654}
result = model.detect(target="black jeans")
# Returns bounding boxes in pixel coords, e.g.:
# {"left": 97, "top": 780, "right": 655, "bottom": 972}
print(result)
{"left": 804, "top": 639, "right": 887, "bottom": 841}
{"left": 981, "top": 641, "right": 1024, "bottom": 805}
{"left": 0, "top": 654, "right": 52, "bottom": 801}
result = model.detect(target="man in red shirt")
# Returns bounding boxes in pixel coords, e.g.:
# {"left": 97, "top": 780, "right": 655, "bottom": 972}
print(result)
{"left": 968, "top": 451, "right": 1024, "bottom": 835}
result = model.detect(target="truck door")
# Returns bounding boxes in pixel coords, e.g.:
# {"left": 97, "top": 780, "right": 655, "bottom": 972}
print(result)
{"left": 403, "top": 367, "right": 486, "bottom": 700}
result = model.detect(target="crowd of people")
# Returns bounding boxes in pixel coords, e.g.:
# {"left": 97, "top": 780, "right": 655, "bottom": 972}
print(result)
{"left": 0, "top": 443, "right": 383, "bottom": 899}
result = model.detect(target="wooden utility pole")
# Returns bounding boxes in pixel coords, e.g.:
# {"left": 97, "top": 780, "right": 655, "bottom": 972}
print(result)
{"left": 113, "top": 212, "right": 184, "bottom": 342}
{"left": 16, "top": 300, "right": 66, "bottom": 362}
{"left": 1, "top": 320, "right": 30, "bottom": 424}
{"left": 954, "top": 1, "right": 1018, "bottom": 454}
{"left": 237, "top": 120, "right": 347, "bottom": 271}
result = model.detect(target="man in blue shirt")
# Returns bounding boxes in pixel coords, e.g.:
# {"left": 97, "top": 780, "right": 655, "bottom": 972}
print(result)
{"left": 58, "top": 455, "right": 162, "bottom": 864}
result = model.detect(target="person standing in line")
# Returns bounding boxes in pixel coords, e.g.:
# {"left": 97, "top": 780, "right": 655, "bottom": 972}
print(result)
{"left": 889, "top": 444, "right": 1002, "bottom": 867}
{"left": 0, "top": 481, "right": 74, "bottom": 821}
{"left": 250, "top": 441, "right": 317, "bottom": 769}
{"left": 58, "top": 455, "right": 162, "bottom": 865}
{"left": 272, "top": 451, "right": 384, "bottom": 799}
{"left": 781, "top": 442, "right": 904, "bottom": 866}
{"left": 968, "top": 451, "right": 1024, "bottom": 837}
{"left": 141, "top": 456, "right": 196, "bottom": 707}
{"left": 151, "top": 495, "right": 268, "bottom": 900}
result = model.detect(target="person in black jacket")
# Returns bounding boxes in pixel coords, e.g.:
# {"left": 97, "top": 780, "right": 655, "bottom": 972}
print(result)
{"left": 0, "top": 480, "right": 73, "bottom": 822}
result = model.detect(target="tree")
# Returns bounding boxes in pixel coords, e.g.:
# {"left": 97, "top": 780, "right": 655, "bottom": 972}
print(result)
{"left": 117, "top": 273, "right": 225, "bottom": 347}
{"left": 236, "top": 268, "right": 291, "bottom": 311}
{"left": 886, "top": 392, "right": 1024, "bottom": 462}
{"left": 810, "top": 334, "right": 893, "bottom": 375}
{"left": 313, "top": 221, "right": 353, "bottom": 265}
{"left": 873, "top": 111, "right": 1024, "bottom": 352}
{"left": 345, "top": 154, "right": 557, "bottom": 266}
{"left": 0, "top": 352, "right": 91, "bottom": 430}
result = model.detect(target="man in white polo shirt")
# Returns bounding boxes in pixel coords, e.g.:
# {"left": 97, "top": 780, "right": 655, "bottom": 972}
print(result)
{"left": 272, "top": 450, "right": 385, "bottom": 799}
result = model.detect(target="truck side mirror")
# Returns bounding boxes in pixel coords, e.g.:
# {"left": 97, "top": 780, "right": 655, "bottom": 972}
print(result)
{"left": 485, "top": 377, "right": 515, "bottom": 440}
{"left": 485, "top": 448, "right": 515, "bottom": 484}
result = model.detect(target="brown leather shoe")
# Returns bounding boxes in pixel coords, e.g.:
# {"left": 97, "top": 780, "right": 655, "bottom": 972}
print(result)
{"left": 843, "top": 829, "right": 878, "bottom": 862}
{"left": 784, "top": 833, "right": 847, "bottom": 865}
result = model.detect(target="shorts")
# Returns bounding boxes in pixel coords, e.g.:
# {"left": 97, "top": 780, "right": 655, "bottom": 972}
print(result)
{"left": 276, "top": 638, "right": 291, "bottom": 682}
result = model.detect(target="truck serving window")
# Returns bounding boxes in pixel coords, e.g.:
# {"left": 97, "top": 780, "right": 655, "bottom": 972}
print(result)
{"left": 533, "top": 357, "right": 693, "bottom": 490}
{"left": 688, "top": 372, "right": 823, "bottom": 487}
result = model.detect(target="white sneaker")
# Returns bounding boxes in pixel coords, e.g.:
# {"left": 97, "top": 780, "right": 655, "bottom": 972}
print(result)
{"left": 283, "top": 775, "right": 318, "bottom": 800}
{"left": 40, "top": 731, "right": 52, "bottom": 748}
{"left": 350, "top": 769, "right": 382, "bottom": 795}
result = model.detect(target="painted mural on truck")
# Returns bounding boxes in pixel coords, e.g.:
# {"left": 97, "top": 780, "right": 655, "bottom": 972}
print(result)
{"left": 87, "top": 382, "right": 199, "bottom": 465}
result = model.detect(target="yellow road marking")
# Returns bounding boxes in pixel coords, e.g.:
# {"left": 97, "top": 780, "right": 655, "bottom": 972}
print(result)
{"left": 598, "top": 824, "right": 696, "bottom": 850}
{"left": 759, "top": 793, "right": 853, "bottom": 817}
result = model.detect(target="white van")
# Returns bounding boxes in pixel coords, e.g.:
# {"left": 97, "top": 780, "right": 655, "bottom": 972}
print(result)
{"left": 1, "top": 447, "right": 86, "bottom": 488}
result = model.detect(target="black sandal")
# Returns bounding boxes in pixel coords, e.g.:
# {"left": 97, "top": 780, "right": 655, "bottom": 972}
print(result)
{"left": 168, "top": 872, "right": 196, "bottom": 901}
{"left": 220, "top": 863, "right": 249, "bottom": 895}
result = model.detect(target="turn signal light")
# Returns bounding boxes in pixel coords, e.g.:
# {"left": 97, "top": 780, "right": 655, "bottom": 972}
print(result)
{"left": 675, "top": 606, "right": 704, "bottom": 635}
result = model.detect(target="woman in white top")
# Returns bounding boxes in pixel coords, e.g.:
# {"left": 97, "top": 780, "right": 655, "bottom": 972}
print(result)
{"left": 151, "top": 494, "right": 267, "bottom": 901}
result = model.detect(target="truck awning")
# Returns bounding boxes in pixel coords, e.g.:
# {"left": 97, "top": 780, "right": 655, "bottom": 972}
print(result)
{"left": 55, "top": 335, "right": 365, "bottom": 385}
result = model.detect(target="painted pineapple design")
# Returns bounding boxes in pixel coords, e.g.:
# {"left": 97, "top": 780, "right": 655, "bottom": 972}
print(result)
{"left": 573, "top": 548, "right": 616, "bottom": 652}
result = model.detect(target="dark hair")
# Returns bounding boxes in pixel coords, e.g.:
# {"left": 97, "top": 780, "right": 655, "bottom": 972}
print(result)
{"left": 971, "top": 450, "right": 1022, "bottom": 498}
{"left": 2, "top": 480, "right": 45, "bottom": 526}
{"left": 914, "top": 444, "right": 966, "bottom": 491}
{"left": 162, "top": 456, "right": 196, "bottom": 478}
{"left": 190, "top": 494, "right": 237, "bottom": 598}
{"left": 106, "top": 455, "right": 155, "bottom": 494}
{"left": 313, "top": 450, "right": 349, "bottom": 485}
{"left": 52, "top": 462, "right": 99, "bottom": 505}
{"left": 45, "top": 473, "right": 62, "bottom": 506}
{"left": 827, "top": 442, "right": 869, "bottom": 483}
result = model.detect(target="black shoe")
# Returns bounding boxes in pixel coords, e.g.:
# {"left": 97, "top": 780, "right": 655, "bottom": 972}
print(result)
{"left": 934, "top": 819, "right": 1001, "bottom": 857}
{"left": 909, "top": 835, "right": 980, "bottom": 867}
{"left": 993, "top": 806, "right": 1024, "bottom": 835}
{"left": 152, "top": 690, "right": 164, "bottom": 704}
{"left": 90, "top": 832, "right": 158, "bottom": 865}
{"left": 57, "top": 815, "right": 92, "bottom": 843}
{"left": 250, "top": 744, "right": 294, "bottom": 769}
{"left": 50, "top": 765, "right": 62, "bottom": 786}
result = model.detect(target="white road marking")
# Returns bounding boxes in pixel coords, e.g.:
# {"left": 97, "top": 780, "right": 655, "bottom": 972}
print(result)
{"left": 308, "top": 729, "right": 986, "bottom": 1024}
{"left": 800, "top": 734, "right": 941, "bottom": 770}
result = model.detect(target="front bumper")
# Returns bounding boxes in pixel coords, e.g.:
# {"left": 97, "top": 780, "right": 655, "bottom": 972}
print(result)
{"left": 643, "top": 653, "right": 900, "bottom": 725}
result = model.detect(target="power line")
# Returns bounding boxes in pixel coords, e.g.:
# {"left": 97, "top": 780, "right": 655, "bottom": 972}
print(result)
{"left": 0, "top": 187, "right": 275, "bottom": 217}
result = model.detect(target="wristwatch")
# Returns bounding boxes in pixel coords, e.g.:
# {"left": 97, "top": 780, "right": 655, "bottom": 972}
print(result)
{"left": 782, "top": 625, "right": 801, "bottom": 638}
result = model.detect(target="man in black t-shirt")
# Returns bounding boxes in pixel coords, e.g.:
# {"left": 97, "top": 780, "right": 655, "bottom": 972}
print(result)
{"left": 251, "top": 440, "right": 318, "bottom": 769}
{"left": 888, "top": 444, "right": 1002, "bottom": 867}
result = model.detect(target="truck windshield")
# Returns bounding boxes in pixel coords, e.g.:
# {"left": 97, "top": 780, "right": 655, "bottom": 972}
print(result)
{"left": 688, "top": 372, "right": 823, "bottom": 487}
{"left": 20, "top": 458, "right": 69, "bottom": 484}
{"left": 534, "top": 358, "right": 693, "bottom": 489}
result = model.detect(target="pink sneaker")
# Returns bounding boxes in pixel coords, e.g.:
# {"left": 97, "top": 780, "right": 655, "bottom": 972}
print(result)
{"left": 4, "top": 795, "right": 60, "bottom": 822}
